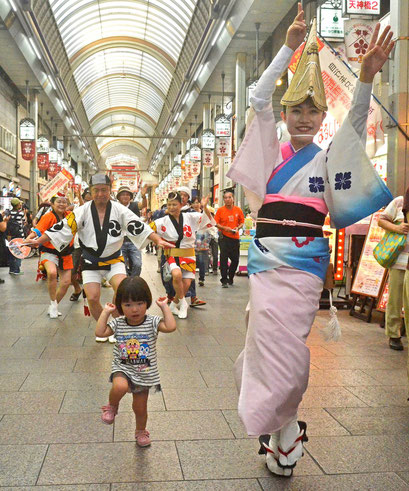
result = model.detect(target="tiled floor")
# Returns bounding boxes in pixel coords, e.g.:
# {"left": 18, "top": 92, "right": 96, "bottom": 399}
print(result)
{"left": 0, "top": 255, "right": 408, "bottom": 490}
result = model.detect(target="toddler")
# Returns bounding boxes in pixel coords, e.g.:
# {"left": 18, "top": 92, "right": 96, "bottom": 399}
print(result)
{"left": 96, "top": 276, "right": 176, "bottom": 447}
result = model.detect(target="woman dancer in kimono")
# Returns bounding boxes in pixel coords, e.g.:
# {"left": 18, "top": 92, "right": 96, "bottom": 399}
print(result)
{"left": 150, "top": 192, "right": 213, "bottom": 319}
{"left": 227, "top": 3, "right": 394, "bottom": 476}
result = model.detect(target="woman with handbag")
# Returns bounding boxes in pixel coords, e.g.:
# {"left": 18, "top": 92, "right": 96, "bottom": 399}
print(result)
{"left": 378, "top": 196, "right": 409, "bottom": 351}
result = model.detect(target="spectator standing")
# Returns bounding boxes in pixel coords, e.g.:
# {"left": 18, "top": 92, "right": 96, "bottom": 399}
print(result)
{"left": 5, "top": 198, "right": 26, "bottom": 275}
{"left": 378, "top": 196, "right": 409, "bottom": 351}
{"left": 215, "top": 191, "right": 244, "bottom": 287}
{"left": 0, "top": 211, "right": 7, "bottom": 282}
{"left": 192, "top": 197, "right": 211, "bottom": 286}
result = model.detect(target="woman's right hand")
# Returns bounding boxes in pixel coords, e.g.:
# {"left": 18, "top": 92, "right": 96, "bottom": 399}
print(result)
{"left": 285, "top": 2, "right": 307, "bottom": 51}
{"left": 395, "top": 223, "right": 409, "bottom": 235}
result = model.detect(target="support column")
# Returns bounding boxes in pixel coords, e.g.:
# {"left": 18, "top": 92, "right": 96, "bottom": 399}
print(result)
{"left": 235, "top": 52, "right": 247, "bottom": 209}
{"left": 201, "top": 103, "right": 211, "bottom": 197}
{"left": 29, "top": 90, "right": 38, "bottom": 212}
{"left": 387, "top": 0, "right": 409, "bottom": 196}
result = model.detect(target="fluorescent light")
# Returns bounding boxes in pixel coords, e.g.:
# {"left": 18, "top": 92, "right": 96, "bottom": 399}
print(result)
{"left": 194, "top": 64, "right": 204, "bottom": 82}
{"left": 60, "top": 100, "right": 67, "bottom": 111}
{"left": 211, "top": 21, "right": 225, "bottom": 47}
{"left": 28, "top": 37, "right": 41, "bottom": 60}
{"left": 48, "top": 77, "right": 56, "bottom": 90}
{"left": 182, "top": 93, "right": 189, "bottom": 105}
{"left": 8, "top": 0, "right": 17, "bottom": 12}
{"left": 173, "top": 112, "right": 180, "bottom": 122}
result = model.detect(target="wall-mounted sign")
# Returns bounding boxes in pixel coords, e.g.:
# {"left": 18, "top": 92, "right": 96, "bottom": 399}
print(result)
{"left": 19, "top": 118, "right": 35, "bottom": 141}
{"left": 37, "top": 153, "right": 49, "bottom": 170}
{"left": 344, "top": 19, "right": 376, "bottom": 68}
{"left": 190, "top": 145, "right": 201, "bottom": 162}
{"left": 202, "top": 150, "right": 214, "bottom": 168}
{"left": 49, "top": 147, "right": 58, "bottom": 163}
{"left": 319, "top": 2, "right": 344, "bottom": 39}
{"left": 216, "top": 138, "right": 230, "bottom": 157}
{"left": 202, "top": 129, "right": 216, "bottom": 150}
{"left": 37, "top": 135, "right": 49, "bottom": 153}
{"left": 21, "top": 140, "right": 35, "bottom": 161}
{"left": 344, "top": 0, "right": 380, "bottom": 16}
{"left": 215, "top": 114, "right": 231, "bottom": 138}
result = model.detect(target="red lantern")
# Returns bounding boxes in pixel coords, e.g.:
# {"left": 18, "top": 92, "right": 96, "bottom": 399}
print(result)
{"left": 21, "top": 140, "right": 35, "bottom": 161}
{"left": 37, "top": 153, "right": 49, "bottom": 170}
{"left": 48, "top": 162, "right": 58, "bottom": 178}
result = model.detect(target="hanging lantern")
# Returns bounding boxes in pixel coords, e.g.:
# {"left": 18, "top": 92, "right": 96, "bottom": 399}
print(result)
{"left": 190, "top": 144, "right": 201, "bottom": 162}
{"left": 215, "top": 114, "right": 231, "bottom": 138}
{"left": 37, "top": 153, "right": 49, "bottom": 171}
{"left": 181, "top": 156, "right": 186, "bottom": 171}
{"left": 202, "top": 149, "right": 214, "bottom": 168}
{"left": 202, "top": 129, "right": 216, "bottom": 150}
{"left": 216, "top": 138, "right": 230, "bottom": 157}
{"left": 21, "top": 140, "right": 35, "bottom": 161}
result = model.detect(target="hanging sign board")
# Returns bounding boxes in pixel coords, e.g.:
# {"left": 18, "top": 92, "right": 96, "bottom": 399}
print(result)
{"left": 202, "top": 129, "right": 216, "bottom": 150}
{"left": 21, "top": 140, "right": 35, "bottom": 161}
{"left": 216, "top": 138, "right": 230, "bottom": 157}
{"left": 344, "top": 20, "right": 377, "bottom": 69}
{"left": 190, "top": 145, "right": 201, "bottom": 162}
{"left": 38, "top": 168, "right": 73, "bottom": 203}
{"left": 37, "top": 153, "right": 49, "bottom": 170}
{"left": 215, "top": 114, "right": 231, "bottom": 138}
{"left": 19, "top": 118, "right": 35, "bottom": 141}
{"left": 202, "top": 149, "right": 214, "bottom": 168}
{"left": 344, "top": 0, "right": 381, "bottom": 16}
{"left": 351, "top": 211, "right": 387, "bottom": 298}
{"left": 186, "top": 138, "right": 198, "bottom": 151}
{"left": 37, "top": 136, "right": 49, "bottom": 154}
{"left": 319, "top": 2, "right": 344, "bottom": 39}
{"left": 49, "top": 147, "right": 59, "bottom": 163}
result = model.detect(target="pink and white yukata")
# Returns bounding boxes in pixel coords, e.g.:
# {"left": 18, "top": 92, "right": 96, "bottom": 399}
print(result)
{"left": 227, "top": 44, "right": 392, "bottom": 451}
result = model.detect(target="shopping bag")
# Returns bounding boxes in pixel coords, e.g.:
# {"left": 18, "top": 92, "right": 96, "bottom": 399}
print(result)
{"left": 373, "top": 231, "right": 406, "bottom": 268}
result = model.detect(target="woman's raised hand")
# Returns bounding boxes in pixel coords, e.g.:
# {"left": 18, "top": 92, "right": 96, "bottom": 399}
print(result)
{"left": 285, "top": 2, "right": 307, "bottom": 52}
{"left": 360, "top": 23, "right": 394, "bottom": 83}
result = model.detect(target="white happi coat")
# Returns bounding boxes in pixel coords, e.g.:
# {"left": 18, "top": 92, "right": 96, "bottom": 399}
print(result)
{"left": 46, "top": 200, "right": 152, "bottom": 264}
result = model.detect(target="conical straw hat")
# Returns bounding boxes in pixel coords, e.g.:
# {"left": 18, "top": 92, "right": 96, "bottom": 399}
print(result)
{"left": 281, "top": 18, "right": 327, "bottom": 111}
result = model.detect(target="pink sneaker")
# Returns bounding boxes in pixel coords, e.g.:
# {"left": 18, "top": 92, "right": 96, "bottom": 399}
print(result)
{"left": 135, "top": 429, "right": 151, "bottom": 447}
{"left": 101, "top": 404, "right": 118, "bottom": 424}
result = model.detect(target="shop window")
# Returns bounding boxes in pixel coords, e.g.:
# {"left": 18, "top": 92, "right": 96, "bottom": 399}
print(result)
{"left": 0, "top": 126, "right": 17, "bottom": 157}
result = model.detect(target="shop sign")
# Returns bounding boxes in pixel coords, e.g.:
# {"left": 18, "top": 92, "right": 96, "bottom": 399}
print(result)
{"left": 191, "top": 162, "right": 200, "bottom": 178}
{"left": 344, "top": 20, "right": 376, "bottom": 68}
{"left": 184, "top": 152, "right": 191, "bottom": 167}
{"left": 19, "top": 118, "right": 35, "bottom": 141}
{"left": 215, "top": 114, "right": 231, "bottom": 138}
{"left": 216, "top": 138, "right": 230, "bottom": 157}
{"left": 202, "top": 129, "right": 215, "bottom": 149}
{"left": 172, "top": 165, "right": 182, "bottom": 178}
{"left": 37, "top": 153, "right": 49, "bottom": 170}
{"left": 21, "top": 140, "right": 35, "bottom": 160}
{"left": 202, "top": 149, "right": 214, "bottom": 168}
{"left": 186, "top": 138, "right": 198, "bottom": 151}
{"left": 49, "top": 147, "right": 59, "bottom": 163}
{"left": 190, "top": 145, "right": 201, "bottom": 162}
{"left": 37, "top": 135, "right": 49, "bottom": 153}
{"left": 344, "top": 0, "right": 380, "bottom": 15}
{"left": 319, "top": 2, "right": 344, "bottom": 39}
